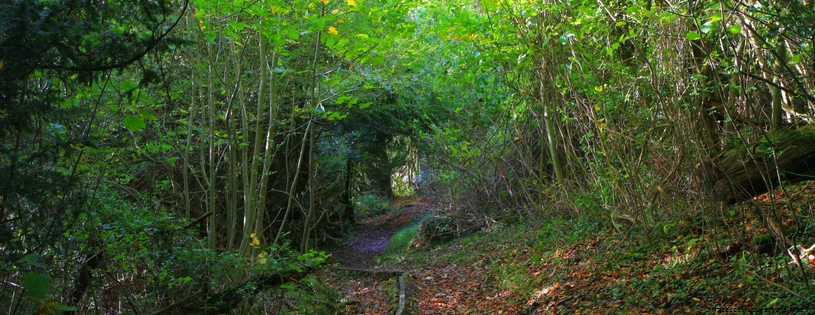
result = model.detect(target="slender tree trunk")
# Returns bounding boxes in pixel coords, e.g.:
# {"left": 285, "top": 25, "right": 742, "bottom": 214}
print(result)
{"left": 771, "top": 42, "right": 786, "bottom": 131}
{"left": 539, "top": 67, "right": 563, "bottom": 185}
{"left": 206, "top": 42, "right": 218, "bottom": 249}
{"left": 225, "top": 37, "right": 243, "bottom": 251}
{"left": 182, "top": 14, "right": 197, "bottom": 221}
{"left": 274, "top": 120, "right": 312, "bottom": 246}
{"left": 342, "top": 156, "right": 355, "bottom": 226}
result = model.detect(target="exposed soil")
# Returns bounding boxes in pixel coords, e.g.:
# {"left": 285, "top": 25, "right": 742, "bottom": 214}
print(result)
{"left": 329, "top": 198, "right": 425, "bottom": 269}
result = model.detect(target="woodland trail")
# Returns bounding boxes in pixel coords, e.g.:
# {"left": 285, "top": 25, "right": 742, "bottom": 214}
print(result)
{"left": 329, "top": 200, "right": 425, "bottom": 269}
{"left": 325, "top": 198, "right": 425, "bottom": 315}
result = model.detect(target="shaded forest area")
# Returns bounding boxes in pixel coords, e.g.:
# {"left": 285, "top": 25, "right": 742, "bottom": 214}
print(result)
{"left": 1, "top": 0, "right": 815, "bottom": 313}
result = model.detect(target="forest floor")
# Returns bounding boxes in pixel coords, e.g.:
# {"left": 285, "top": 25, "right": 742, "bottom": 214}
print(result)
{"left": 324, "top": 185, "right": 815, "bottom": 314}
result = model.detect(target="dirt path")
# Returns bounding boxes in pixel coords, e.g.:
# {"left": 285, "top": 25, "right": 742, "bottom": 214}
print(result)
{"left": 325, "top": 198, "right": 426, "bottom": 315}
{"left": 329, "top": 202, "right": 424, "bottom": 269}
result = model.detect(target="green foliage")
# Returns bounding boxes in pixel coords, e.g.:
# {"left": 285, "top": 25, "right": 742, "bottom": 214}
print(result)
{"left": 354, "top": 194, "right": 390, "bottom": 216}
{"left": 420, "top": 212, "right": 458, "bottom": 244}
{"left": 21, "top": 272, "right": 50, "bottom": 302}
{"left": 2, "top": 0, "right": 814, "bottom": 311}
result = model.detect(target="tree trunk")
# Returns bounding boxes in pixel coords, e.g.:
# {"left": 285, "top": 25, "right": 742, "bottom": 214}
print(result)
{"left": 367, "top": 143, "right": 394, "bottom": 198}
{"left": 700, "top": 127, "right": 815, "bottom": 204}
{"left": 342, "top": 156, "right": 355, "bottom": 227}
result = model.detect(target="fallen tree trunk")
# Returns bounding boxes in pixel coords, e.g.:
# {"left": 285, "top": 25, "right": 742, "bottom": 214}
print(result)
{"left": 149, "top": 266, "right": 314, "bottom": 315}
{"left": 700, "top": 126, "right": 815, "bottom": 204}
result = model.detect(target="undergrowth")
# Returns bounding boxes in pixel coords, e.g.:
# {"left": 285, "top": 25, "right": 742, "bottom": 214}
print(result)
{"left": 393, "top": 204, "right": 815, "bottom": 314}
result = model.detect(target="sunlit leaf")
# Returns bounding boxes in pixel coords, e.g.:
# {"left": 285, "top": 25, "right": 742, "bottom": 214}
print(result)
{"left": 686, "top": 31, "right": 701, "bottom": 40}
{"left": 700, "top": 22, "right": 715, "bottom": 34}
{"left": 347, "top": 0, "right": 356, "bottom": 6}
{"left": 727, "top": 25, "right": 741, "bottom": 34}
{"left": 709, "top": 12, "right": 722, "bottom": 23}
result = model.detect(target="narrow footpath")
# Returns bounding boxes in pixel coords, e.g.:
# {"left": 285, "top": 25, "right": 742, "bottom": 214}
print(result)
{"left": 326, "top": 197, "right": 425, "bottom": 314}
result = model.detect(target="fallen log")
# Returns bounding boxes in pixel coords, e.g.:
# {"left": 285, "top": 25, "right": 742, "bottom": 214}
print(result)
{"left": 700, "top": 126, "right": 815, "bottom": 204}
{"left": 149, "top": 266, "right": 314, "bottom": 315}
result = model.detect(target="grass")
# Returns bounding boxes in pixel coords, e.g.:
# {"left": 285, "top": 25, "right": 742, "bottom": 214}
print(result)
{"left": 377, "top": 214, "right": 427, "bottom": 264}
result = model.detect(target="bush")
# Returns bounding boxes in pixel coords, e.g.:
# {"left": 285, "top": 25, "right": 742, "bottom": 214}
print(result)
{"left": 419, "top": 212, "right": 458, "bottom": 244}
{"left": 354, "top": 194, "right": 390, "bottom": 217}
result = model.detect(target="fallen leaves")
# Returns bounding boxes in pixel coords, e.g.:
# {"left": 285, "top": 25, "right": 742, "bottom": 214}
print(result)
{"left": 324, "top": 184, "right": 815, "bottom": 314}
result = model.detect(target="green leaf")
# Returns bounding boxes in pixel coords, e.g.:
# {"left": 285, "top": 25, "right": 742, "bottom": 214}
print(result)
{"left": 23, "top": 254, "right": 45, "bottom": 268}
{"left": 123, "top": 116, "right": 146, "bottom": 131}
{"left": 120, "top": 80, "right": 138, "bottom": 90}
{"left": 709, "top": 12, "right": 722, "bottom": 23}
{"left": 139, "top": 110, "right": 157, "bottom": 121}
{"left": 336, "top": 95, "right": 352, "bottom": 104}
{"left": 558, "top": 33, "right": 573, "bottom": 45}
{"left": 685, "top": 31, "right": 701, "bottom": 40}
{"left": 359, "top": 102, "right": 371, "bottom": 109}
{"left": 700, "top": 22, "right": 715, "bottom": 34}
{"left": 791, "top": 54, "right": 801, "bottom": 64}
{"left": 59, "top": 98, "right": 78, "bottom": 109}
{"left": 287, "top": 30, "right": 300, "bottom": 40}
{"left": 726, "top": 25, "right": 741, "bottom": 34}
{"left": 204, "top": 31, "right": 217, "bottom": 44}
{"left": 22, "top": 272, "right": 50, "bottom": 300}
{"left": 370, "top": 55, "right": 385, "bottom": 66}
